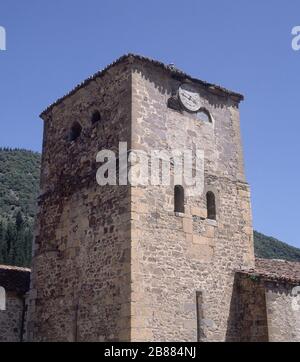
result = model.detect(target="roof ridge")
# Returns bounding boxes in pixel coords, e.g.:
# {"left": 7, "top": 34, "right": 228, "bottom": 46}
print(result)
{"left": 40, "top": 53, "right": 244, "bottom": 118}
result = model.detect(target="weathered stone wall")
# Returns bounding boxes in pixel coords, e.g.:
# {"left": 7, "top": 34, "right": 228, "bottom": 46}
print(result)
{"left": 28, "top": 56, "right": 255, "bottom": 341}
{"left": 27, "top": 60, "right": 132, "bottom": 341}
{"left": 228, "top": 274, "right": 269, "bottom": 342}
{"left": 0, "top": 291, "right": 24, "bottom": 342}
{"left": 265, "top": 281, "right": 300, "bottom": 341}
{"left": 230, "top": 274, "right": 300, "bottom": 342}
{"left": 130, "top": 61, "right": 254, "bottom": 341}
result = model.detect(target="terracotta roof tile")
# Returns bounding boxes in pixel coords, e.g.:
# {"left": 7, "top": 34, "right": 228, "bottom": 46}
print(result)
{"left": 238, "top": 258, "right": 300, "bottom": 284}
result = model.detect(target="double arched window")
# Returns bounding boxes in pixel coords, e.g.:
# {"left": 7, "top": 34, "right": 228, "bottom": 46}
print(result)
{"left": 174, "top": 187, "right": 216, "bottom": 219}
{"left": 68, "top": 109, "right": 102, "bottom": 142}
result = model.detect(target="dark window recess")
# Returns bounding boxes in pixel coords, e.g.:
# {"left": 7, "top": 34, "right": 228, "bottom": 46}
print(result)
{"left": 91, "top": 110, "right": 101, "bottom": 124}
{"left": 174, "top": 185, "right": 185, "bottom": 213}
{"left": 69, "top": 122, "right": 82, "bottom": 141}
{"left": 206, "top": 191, "right": 216, "bottom": 220}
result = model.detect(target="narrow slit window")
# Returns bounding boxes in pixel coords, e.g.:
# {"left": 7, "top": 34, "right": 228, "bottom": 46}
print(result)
{"left": 174, "top": 185, "right": 184, "bottom": 213}
{"left": 206, "top": 191, "right": 216, "bottom": 220}
{"left": 69, "top": 122, "right": 82, "bottom": 141}
{"left": 91, "top": 110, "right": 101, "bottom": 124}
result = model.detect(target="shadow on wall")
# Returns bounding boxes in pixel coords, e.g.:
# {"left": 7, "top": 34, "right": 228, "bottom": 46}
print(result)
{"left": 225, "top": 273, "right": 269, "bottom": 342}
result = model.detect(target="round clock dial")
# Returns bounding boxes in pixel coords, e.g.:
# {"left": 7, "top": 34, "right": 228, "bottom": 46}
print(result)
{"left": 178, "top": 83, "right": 201, "bottom": 112}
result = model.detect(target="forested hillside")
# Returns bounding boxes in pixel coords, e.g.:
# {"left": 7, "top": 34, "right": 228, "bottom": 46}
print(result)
{"left": 0, "top": 148, "right": 41, "bottom": 267}
{"left": 254, "top": 231, "right": 300, "bottom": 262}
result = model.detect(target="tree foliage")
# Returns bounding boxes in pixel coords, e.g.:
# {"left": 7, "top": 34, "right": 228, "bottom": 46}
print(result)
{"left": 0, "top": 148, "right": 40, "bottom": 267}
{"left": 0, "top": 215, "right": 32, "bottom": 267}
{"left": 254, "top": 231, "right": 300, "bottom": 262}
{"left": 0, "top": 147, "right": 40, "bottom": 220}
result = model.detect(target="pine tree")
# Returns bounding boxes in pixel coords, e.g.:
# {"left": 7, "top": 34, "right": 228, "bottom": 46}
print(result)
{"left": 15, "top": 226, "right": 25, "bottom": 266}
{"left": 6, "top": 221, "right": 17, "bottom": 265}
{"left": 24, "top": 227, "right": 33, "bottom": 267}
{"left": 15, "top": 210, "right": 24, "bottom": 231}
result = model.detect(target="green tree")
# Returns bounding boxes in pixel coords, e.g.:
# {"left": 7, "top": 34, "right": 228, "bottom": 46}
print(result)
{"left": 6, "top": 221, "right": 17, "bottom": 264}
{"left": 15, "top": 210, "right": 24, "bottom": 231}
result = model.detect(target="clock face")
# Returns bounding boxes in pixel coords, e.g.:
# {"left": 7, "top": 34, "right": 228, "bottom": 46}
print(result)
{"left": 178, "top": 83, "right": 201, "bottom": 112}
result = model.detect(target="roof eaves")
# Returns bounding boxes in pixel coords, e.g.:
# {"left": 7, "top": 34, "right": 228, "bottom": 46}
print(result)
{"left": 39, "top": 53, "right": 244, "bottom": 119}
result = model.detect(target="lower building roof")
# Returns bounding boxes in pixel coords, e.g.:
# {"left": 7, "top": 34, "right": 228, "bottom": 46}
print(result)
{"left": 0, "top": 265, "right": 31, "bottom": 294}
{"left": 238, "top": 258, "right": 300, "bottom": 284}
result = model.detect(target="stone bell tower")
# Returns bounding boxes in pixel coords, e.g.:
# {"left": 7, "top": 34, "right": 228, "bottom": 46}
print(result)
{"left": 27, "top": 54, "right": 254, "bottom": 342}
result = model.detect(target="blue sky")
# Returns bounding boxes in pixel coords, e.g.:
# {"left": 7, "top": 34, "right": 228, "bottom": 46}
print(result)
{"left": 0, "top": 0, "right": 299, "bottom": 247}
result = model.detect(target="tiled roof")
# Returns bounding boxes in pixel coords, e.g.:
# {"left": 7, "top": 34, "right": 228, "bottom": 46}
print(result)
{"left": 0, "top": 265, "right": 31, "bottom": 294}
{"left": 40, "top": 53, "right": 244, "bottom": 118}
{"left": 238, "top": 258, "right": 300, "bottom": 284}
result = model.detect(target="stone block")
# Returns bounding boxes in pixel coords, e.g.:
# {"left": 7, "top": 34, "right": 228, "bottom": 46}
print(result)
{"left": 191, "top": 207, "right": 207, "bottom": 219}
{"left": 193, "top": 235, "right": 211, "bottom": 245}
{"left": 131, "top": 187, "right": 144, "bottom": 197}
{"left": 186, "top": 233, "right": 193, "bottom": 242}
{"left": 137, "top": 202, "right": 148, "bottom": 213}
{"left": 183, "top": 217, "right": 193, "bottom": 233}
{"left": 188, "top": 243, "right": 214, "bottom": 262}
{"left": 183, "top": 319, "right": 196, "bottom": 330}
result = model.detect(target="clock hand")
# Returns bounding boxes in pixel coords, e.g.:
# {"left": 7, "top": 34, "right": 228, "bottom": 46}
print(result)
{"left": 184, "top": 94, "right": 193, "bottom": 101}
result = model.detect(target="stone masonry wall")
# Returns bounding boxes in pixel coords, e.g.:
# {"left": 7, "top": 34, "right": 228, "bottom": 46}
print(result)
{"left": 228, "top": 274, "right": 269, "bottom": 342}
{"left": 28, "top": 56, "right": 255, "bottom": 341}
{"left": 27, "top": 60, "right": 132, "bottom": 341}
{"left": 230, "top": 274, "right": 300, "bottom": 342}
{"left": 130, "top": 61, "right": 254, "bottom": 341}
{"left": 265, "top": 281, "right": 300, "bottom": 341}
{"left": 0, "top": 291, "right": 24, "bottom": 342}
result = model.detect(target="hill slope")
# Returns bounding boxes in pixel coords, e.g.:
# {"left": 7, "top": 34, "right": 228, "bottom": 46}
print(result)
{"left": 0, "top": 148, "right": 299, "bottom": 266}
{"left": 0, "top": 148, "right": 41, "bottom": 221}
{"left": 254, "top": 230, "right": 300, "bottom": 262}
{"left": 0, "top": 148, "right": 41, "bottom": 267}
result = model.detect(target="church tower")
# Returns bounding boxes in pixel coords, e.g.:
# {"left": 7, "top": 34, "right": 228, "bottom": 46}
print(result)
{"left": 27, "top": 55, "right": 254, "bottom": 341}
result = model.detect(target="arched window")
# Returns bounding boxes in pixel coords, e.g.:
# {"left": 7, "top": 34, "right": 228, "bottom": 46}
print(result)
{"left": 174, "top": 185, "right": 184, "bottom": 213}
{"left": 0, "top": 286, "right": 6, "bottom": 311}
{"left": 206, "top": 191, "right": 216, "bottom": 220}
{"left": 91, "top": 110, "right": 101, "bottom": 124}
{"left": 69, "top": 121, "right": 82, "bottom": 141}
{"left": 196, "top": 109, "right": 212, "bottom": 123}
